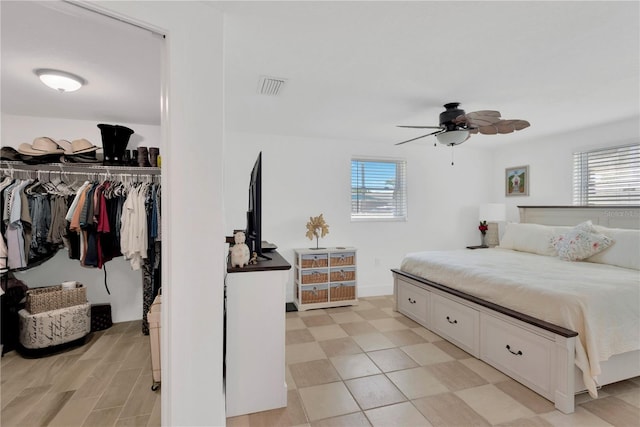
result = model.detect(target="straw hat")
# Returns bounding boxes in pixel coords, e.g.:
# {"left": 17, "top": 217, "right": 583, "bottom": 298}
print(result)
{"left": 69, "top": 138, "right": 100, "bottom": 155}
{"left": 56, "top": 139, "right": 73, "bottom": 154}
{"left": 17, "top": 137, "right": 64, "bottom": 156}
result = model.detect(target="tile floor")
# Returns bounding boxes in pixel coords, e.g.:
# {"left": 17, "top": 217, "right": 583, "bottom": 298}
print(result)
{"left": 1, "top": 321, "right": 160, "bottom": 426}
{"left": 2, "top": 297, "right": 638, "bottom": 426}
{"left": 227, "top": 295, "right": 640, "bottom": 427}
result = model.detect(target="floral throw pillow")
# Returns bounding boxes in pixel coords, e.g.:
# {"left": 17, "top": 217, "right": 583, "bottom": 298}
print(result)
{"left": 551, "top": 221, "right": 613, "bottom": 261}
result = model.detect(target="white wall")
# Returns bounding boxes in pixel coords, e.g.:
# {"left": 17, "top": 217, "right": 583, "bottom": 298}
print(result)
{"left": 1, "top": 114, "right": 160, "bottom": 323}
{"left": 491, "top": 116, "right": 640, "bottom": 222}
{"left": 1, "top": 113, "right": 161, "bottom": 151}
{"left": 225, "top": 131, "right": 494, "bottom": 301}
{"left": 92, "top": 2, "right": 226, "bottom": 426}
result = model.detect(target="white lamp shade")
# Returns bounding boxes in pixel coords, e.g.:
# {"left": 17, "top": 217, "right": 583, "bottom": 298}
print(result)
{"left": 479, "top": 203, "right": 506, "bottom": 222}
{"left": 436, "top": 129, "right": 470, "bottom": 146}
{"left": 35, "top": 69, "right": 84, "bottom": 92}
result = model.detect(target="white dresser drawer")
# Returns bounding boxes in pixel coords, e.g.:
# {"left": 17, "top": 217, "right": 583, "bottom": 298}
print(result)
{"left": 481, "top": 313, "right": 554, "bottom": 396}
{"left": 431, "top": 293, "right": 479, "bottom": 357}
{"left": 397, "top": 281, "right": 430, "bottom": 326}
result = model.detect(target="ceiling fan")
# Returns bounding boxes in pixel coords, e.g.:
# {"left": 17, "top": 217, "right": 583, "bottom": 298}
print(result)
{"left": 395, "top": 102, "right": 530, "bottom": 146}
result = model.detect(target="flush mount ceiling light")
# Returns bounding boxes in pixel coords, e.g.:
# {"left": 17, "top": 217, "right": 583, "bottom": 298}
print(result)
{"left": 34, "top": 69, "right": 85, "bottom": 92}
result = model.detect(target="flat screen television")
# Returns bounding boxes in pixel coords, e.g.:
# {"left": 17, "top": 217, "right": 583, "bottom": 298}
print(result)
{"left": 246, "top": 152, "right": 271, "bottom": 260}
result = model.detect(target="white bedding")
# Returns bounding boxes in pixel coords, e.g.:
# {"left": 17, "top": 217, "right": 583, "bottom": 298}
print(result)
{"left": 400, "top": 248, "right": 640, "bottom": 397}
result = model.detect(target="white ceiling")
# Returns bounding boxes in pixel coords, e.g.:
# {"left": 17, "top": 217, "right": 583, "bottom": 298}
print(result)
{"left": 2, "top": 1, "right": 639, "bottom": 148}
{"left": 1, "top": 1, "right": 162, "bottom": 126}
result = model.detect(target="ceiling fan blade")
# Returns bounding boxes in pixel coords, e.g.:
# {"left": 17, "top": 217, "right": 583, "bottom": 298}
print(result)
{"left": 397, "top": 125, "right": 442, "bottom": 129}
{"left": 478, "top": 125, "right": 498, "bottom": 135}
{"left": 466, "top": 110, "right": 501, "bottom": 119}
{"left": 496, "top": 120, "right": 517, "bottom": 134}
{"left": 395, "top": 130, "right": 443, "bottom": 145}
{"left": 495, "top": 119, "right": 531, "bottom": 134}
{"left": 452, "top": 115, "right": 469, "bottom": 125}
{"left": 467, "top": 116, "right": 501, "bottom": 127}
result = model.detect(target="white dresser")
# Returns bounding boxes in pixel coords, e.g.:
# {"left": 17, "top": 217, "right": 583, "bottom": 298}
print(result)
{"left": 225, "top": 251, "right": 291, "bottom": 417}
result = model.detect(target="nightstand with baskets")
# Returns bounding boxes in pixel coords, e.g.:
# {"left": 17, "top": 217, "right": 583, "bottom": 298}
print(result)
{"left": 293, "top": 247, "right": 358, "bottom": 311}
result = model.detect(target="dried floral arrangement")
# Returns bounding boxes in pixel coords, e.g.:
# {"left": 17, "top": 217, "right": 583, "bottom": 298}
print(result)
{"left": 306, "top": 214, "right": 330, "bottom": 249}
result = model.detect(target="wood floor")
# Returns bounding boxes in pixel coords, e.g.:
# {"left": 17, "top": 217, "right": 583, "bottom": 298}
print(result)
{"left": 1, "top": 321, "right": 160, "bottom": 427}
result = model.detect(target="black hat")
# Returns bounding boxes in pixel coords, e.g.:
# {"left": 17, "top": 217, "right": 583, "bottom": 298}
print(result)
{"left": 61, "top": 151, "right": 104, "bottom": 164}
{"left": 1, "top": 146, "right": 21, "bottom": 161}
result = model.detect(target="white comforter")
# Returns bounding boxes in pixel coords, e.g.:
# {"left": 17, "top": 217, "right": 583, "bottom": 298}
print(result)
{"left": 400, "top": 248, "right": 640, "bottom": 397}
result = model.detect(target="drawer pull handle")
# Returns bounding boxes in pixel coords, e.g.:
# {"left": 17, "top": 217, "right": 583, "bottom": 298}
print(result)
{"left": 408, "top": 297, "right": 416, "bottom": 304}
{"left": 506, "top": 345, "right": 523, "bottom": 356}
{"left": 446, "top": 316, "right": 457, "bottom": 325}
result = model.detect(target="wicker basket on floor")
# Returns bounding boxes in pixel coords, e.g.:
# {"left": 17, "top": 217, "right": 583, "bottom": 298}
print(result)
{"left": 25, "top": 284, "right": 87, "bottom": 314}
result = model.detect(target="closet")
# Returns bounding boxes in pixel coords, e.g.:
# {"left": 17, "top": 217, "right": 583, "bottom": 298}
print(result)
{"left": 0, "top": 161, "right": 162, "bottom": 342}
{"left": 1, "top": 3, "right": 165, "bottom": 422}
{"left": 1, "top": 0, "right": 163, "bottom": 328}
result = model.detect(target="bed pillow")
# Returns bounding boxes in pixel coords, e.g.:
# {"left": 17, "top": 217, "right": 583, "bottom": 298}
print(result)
{"left": 498, "top": 222, "right": 562, "bottom": 256}
{"left": 586, "top": 226, "right": 640, "bottom": 270}
{"left": 551, "top": 221, "right": 613, "bottom": 261}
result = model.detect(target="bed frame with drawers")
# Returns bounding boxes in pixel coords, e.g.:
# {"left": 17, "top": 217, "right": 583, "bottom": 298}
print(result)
{"left": 392, "top": 205, "right": 640, "bottom": 414}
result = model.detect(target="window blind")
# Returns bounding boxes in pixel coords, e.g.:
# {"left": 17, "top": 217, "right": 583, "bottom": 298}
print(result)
{"left": 573, "top": 144, "right": 640, "bottom": 205}
{"left": 351, "top": 158, "right": 407, "bottom": 220}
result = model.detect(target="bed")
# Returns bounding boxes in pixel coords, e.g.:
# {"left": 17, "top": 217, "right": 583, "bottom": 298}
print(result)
{"left": 392, "top": 206, "right": 640, "bottom": 414}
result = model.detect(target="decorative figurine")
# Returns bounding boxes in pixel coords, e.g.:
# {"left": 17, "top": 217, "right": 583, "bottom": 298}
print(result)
{"left": 306, "top": 213, "right": 330, "bottom": 249}
{"left": 230, "top": 231, "right": 251, "bottom": 268}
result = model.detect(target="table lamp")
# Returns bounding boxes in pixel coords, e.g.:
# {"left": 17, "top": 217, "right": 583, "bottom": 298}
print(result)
{"left": 479, "top": 203, "right": 506, "bottom": 247}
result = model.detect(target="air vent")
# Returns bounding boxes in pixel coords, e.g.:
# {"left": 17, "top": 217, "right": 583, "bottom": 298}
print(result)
{"left": 257, "top": 76, "right": 287, "bottom": 96}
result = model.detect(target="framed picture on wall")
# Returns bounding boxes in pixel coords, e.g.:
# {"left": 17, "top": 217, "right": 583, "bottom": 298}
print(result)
{"left": 505, "top": 165, "right": 529, "bottom": 196}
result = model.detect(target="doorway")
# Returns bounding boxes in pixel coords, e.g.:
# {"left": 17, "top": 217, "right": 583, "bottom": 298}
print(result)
{"left": 1, "top": 1, "right": 164, "bottom": 425}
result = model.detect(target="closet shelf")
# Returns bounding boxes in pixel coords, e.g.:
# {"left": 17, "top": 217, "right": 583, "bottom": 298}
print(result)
{"left": 1, "top": 160, "right": 161, "bottom": 176}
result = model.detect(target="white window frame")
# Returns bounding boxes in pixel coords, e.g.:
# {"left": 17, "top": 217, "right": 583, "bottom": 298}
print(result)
{"left": 351, "top": 156, "right": 407, "bottom": 222}
{"left": 573, "top": 143, "right": 640, "bottom": 205}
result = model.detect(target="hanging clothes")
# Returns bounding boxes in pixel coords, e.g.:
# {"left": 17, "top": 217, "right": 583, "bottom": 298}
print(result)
{"left": 4, "top": 179, "right": 33, "bottom": 269}
{"left": 141, "top": 182, "right": 161, "bottom": 335}
{"left": 2, "top": 165, "right": 161, "bottom": 335}
{"left": 121, "top": 183, "right": 149, "bottom": 270}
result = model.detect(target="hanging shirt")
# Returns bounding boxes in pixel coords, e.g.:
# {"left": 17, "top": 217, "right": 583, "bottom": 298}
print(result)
{"left": 7, "top": 180, "right": 32, "bottom": 268}
{"left": 65, "top": 181, "right": 91, "bottom": 222}
{"left": 121, "top": 183, "right": 149, "bottom": 270}
{"left": 47, "top": 195, "right": 69, "bottom": 246}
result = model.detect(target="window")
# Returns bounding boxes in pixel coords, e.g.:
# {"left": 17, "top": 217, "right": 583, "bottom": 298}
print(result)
{"left": 351, "top": 158, "right": 407, "bottom": 220}
{"left": 573, "top": 144, "right": 640, "bottom": 205}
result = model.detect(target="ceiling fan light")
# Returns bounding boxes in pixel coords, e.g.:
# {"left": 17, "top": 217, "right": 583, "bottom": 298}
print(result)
{"left": 436, "top": 129, "right": 470, "bottom": 146}
{"left": 35, "top": 69, "right": 85, "bottom": 92}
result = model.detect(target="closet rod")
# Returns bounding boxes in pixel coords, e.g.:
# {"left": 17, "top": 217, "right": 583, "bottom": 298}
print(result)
{"left": 0, "top": 160, "right": 161, "bottom": 176}
{"left": 1, "top": 169, "right": 160, "bottom": 185}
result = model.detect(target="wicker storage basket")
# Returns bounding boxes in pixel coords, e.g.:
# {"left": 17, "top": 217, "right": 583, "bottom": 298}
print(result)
{"left": 330, "top": 283, "right": 355, "bottom": 301}
{"left": 301, "top": 269, "right": 329, "bottom": 284}
{"left": 301, "top": 285, "right": 328, "bottom": 304}
{"left": 25, "top": 284, "right": 87, "bottom": 314}
{"left": 330, "top": 253, "right": 355, "bottom": 266}
{"left": 300, "top": 254, "right": 329, "bottom": 268}
{"left": 330, "top": 267, "right": 356, "bottom": 282}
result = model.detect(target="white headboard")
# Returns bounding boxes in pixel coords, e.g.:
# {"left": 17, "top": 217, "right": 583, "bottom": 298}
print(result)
{"left": 519, "top": 206, "right": 640, "bottom": 230}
